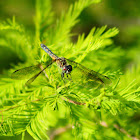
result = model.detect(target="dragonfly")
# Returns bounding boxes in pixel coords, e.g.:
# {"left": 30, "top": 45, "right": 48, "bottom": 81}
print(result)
{"left": 11, "top": 44, "right": 111, "bottom": 86}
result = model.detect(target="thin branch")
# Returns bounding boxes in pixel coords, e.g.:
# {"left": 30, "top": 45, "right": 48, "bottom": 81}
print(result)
{"left": 100, "top": 121, "right": 139, "bottom": 140}
{"left": 50, "top": 125, "right": 72, "bottom": 140}
{"left": 100, "top": 121, "right": 108, "bottom": 127}
{"left": 114, "top": 124, "right": 139, "bottom": 140}
{"left": 39, "top": 65, "right": 49, "bottom": 79}
{"left": 61, "top": 97, "right": 86, "bottom": 105}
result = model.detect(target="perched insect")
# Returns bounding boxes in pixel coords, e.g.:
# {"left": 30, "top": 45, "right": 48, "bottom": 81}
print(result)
{"left": 11, "top": 44, "right": 111, "bottom": 86}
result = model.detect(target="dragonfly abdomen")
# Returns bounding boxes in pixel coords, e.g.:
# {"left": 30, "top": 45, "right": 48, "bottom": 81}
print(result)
{"left": 41, "top": 44, "right": 58, "bottom": 60}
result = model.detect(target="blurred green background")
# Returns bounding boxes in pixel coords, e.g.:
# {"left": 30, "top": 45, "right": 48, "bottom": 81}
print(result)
{"left": 0, "top": 0, "right": 140, "bottom": 139}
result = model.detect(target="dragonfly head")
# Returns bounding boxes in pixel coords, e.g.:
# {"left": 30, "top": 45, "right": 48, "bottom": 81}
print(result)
{"left": 63, "top": 65, "right": 72, "bottom": 74}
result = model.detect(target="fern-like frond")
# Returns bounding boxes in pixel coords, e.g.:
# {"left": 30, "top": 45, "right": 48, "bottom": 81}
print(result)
{"left": 47, "top": 0, "right": 101, "bottom": 45}
{"left": 0, "top": 16, "right": 23, "bottom": 32}
{"left": 35, "top": 0, "right": 54, "bottom": 41}
{"left": 66, "top": 26, "right": 119, "bottom": 62}
{"left": 1, "top": 0, "right": 140, "bottom": 139}
{"left": 0, "top": 18, "right": 34, "bottom": 62}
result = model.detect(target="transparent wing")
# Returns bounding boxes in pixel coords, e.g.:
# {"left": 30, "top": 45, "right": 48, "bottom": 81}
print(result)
{"left": 65, "top": 58, "right": 111, "bottom": 85}
{"left": 11, "top": 64, "right": 41, "bottom": 80}
{"left": 11, "top": 61, "right": 54, "bottom": 86}
{"left": 25, "top": 61, "right": 53, "bottom": 86}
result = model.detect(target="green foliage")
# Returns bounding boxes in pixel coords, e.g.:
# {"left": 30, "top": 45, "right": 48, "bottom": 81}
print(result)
{"left": 0, "top": 0, "right": 140, "bottom": 140}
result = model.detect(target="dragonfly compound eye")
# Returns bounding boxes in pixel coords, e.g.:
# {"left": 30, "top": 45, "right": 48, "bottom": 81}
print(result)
{"left": 67, "top": 65, "right": 72, "bottom": 72}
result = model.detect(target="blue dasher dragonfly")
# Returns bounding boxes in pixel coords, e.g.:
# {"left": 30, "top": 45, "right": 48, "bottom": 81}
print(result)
{"left": 11, "top": 44, "right": 111, "bottom": 86}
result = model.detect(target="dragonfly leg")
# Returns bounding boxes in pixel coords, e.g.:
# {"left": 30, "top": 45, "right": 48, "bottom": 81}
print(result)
{"left": 61, "top": 72, "right": 66, "bottom": 83}
{"left": 61, "top": 72, "right": 64, "bottom": 79}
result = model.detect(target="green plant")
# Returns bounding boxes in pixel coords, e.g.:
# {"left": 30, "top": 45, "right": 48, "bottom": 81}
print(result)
{"left": 0, "top": 0, "right": 140, "bottom": 140}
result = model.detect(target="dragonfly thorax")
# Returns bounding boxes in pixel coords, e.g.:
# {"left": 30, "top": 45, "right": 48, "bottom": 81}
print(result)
{"left": 56, "top": 57, "right": 67, "bottom": 68}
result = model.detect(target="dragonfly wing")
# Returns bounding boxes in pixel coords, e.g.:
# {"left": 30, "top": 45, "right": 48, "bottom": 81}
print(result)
{"left": 65, "top": 58, "right": 111, "bottom": 85}
{"left": 25, "top": 60, "right": 54, "bottom": 86}
{"left": 11, "top": 64, "right": 41, "bottom": 80}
